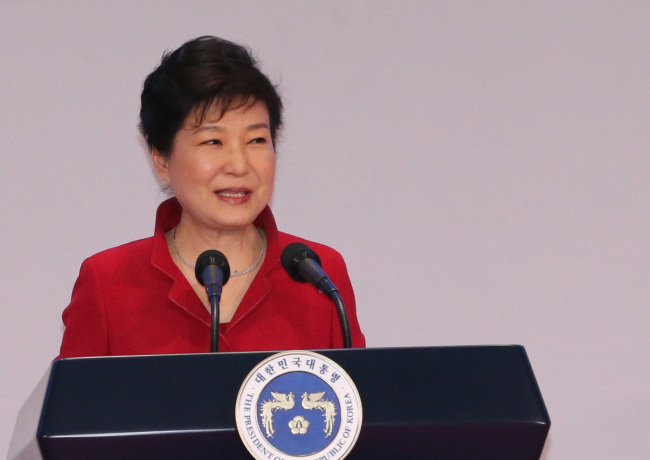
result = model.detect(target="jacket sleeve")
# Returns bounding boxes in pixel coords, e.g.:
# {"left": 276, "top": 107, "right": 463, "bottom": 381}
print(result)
{"left": 58, "top": 258, "right": 110, "bottom": 358}
{"left": 328, "top": 251, "right": 366, "bottom": 348}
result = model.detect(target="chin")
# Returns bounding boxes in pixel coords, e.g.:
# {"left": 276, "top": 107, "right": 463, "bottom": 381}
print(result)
{"left": 212, "top": 216, "right": 259, "bottom": 231}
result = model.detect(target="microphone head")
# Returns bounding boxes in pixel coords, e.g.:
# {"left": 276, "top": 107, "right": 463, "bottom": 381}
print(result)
{"left": 195, "top": 250, "right": 231, "bottom": 286}
{"left": 281, "top": 242, "right": 322, "bottom": 282}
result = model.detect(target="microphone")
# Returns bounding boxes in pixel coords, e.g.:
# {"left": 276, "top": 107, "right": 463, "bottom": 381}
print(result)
{"left": 195, "top": 250, "right": 231, "bottom": 294}
{"left": 195, "top": 250, "right": 230, "bottom": 352}
{"left": 281, "top": 242, "right": 337, "bottom": 296}
{"left": 281, "top": 242, "right": 352, "bottom": 348}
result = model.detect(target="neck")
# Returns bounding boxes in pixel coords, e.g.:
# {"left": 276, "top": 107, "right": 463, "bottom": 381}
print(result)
{"left": 172, "top": 218, "right": 266, "bottom": 272}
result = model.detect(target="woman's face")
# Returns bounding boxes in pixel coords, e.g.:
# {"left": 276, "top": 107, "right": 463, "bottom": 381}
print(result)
{"left": 153, "top": 101, "right": 276, "bottom": 233}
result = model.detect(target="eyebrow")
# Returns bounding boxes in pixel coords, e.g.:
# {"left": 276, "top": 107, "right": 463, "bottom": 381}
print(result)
{"left": 191, "top": 122, "right": 271, "bottom": 134}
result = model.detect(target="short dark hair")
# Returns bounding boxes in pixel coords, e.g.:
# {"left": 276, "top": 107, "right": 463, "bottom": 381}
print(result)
{"left": 139, "top": 36, "right": 283, "bottom": 155}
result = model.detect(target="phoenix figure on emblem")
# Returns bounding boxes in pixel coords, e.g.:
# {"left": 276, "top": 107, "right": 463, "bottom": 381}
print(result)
{"left": 301, "top": 392, "right": 338, "bottom": 437}
{"left": 260, "top": 392, "right": 295, "bottom": 438}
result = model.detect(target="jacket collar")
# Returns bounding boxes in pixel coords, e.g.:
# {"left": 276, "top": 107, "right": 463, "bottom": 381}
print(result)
{"left": 149, "top": 197, "right": 280, "bottom": 331}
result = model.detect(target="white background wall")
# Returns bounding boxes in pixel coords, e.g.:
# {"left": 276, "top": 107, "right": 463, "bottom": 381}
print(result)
{"left": 1, "top": 1, "right": 649, "bottom": 458}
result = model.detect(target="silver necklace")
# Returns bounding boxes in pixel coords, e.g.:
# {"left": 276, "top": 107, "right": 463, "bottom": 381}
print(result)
{"left": 172, "top": 226, "right": 265, "bottom": 277}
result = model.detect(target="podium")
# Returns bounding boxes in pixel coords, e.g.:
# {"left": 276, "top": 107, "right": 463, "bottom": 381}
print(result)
{"left": 9, "top": 346, "right": 550, "bottom": 459}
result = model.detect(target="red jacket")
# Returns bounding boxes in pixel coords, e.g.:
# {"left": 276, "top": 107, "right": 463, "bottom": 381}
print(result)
{"left": 59, "top": 199, "right": 365, "bottom": 358}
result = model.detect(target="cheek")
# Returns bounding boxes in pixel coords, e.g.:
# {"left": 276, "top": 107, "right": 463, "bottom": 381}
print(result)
{"left": 169, "top": 157, "right": 214, "bottom": 184}
{"left": 264, "top": 158, "right": 276, "bottom": 188}
{"left": 256, "top": 154, "right": 276, "bottom": 187}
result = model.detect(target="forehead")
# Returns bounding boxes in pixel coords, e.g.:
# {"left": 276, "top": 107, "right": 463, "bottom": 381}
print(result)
{"left": 185, "top": 99, "right": 270, "bottom": 130}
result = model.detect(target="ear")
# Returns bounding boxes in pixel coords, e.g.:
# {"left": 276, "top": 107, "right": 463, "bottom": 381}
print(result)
{"left": 151, "top": 148, "right": 171, "bottom": 183}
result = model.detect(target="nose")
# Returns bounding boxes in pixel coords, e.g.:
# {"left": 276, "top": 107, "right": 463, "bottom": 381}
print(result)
{"left": 224, "top": 144, "right": 250, "bottom": 176}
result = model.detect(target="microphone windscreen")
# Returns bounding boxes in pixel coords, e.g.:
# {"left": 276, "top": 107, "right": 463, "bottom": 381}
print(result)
{"left": 195, "top": 250, "right": 231, "bottom": 286}
{"left": 281, "top": 242, "right": 322, "bottom": 282}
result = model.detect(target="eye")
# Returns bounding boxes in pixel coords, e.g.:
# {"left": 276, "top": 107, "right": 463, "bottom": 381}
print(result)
{"left": 200, "top": 138, "right": 222, "bottom": 146}
{"left": 249, "top": 137, "right": 268, "bottom": 144}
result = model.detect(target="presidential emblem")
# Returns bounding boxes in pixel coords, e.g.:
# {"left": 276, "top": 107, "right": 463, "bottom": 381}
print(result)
{"left": 235, "top": 351, "right": 362, "bottom": 460}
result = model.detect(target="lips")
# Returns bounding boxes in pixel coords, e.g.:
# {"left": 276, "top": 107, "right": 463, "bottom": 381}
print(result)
{"left": 215, "top": 187, "right": 252, "bottom": 204}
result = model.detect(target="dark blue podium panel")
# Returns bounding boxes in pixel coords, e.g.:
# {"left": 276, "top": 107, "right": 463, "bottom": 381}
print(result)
{"left": 10, "top": 346, "right": 549, "bottom": 459}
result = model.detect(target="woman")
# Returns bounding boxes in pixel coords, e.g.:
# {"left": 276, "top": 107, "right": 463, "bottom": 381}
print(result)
{"left": 58, "top": 36, "right": 365, "bottom": 358}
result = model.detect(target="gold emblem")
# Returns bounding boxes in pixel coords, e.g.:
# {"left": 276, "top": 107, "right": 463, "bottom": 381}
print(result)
{"left": 301, "top": 391, "right": 338, "bottom": 438}
{"left": 260, "top": 392, "right": 295, "bottom": 438}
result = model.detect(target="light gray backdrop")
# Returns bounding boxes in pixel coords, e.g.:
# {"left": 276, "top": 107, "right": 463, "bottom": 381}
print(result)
{"left": 1, "top": 1, "right": 649, "bottom": 458}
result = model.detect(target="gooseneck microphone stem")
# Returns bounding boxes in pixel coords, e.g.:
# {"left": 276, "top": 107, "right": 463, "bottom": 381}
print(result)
{"left": 211, "top": 297, "right": 220, "bottom": 352}
{"left": 210, "top": 293, "right": 220, "bottom": 352}
{"left": 331, "top": 291, "right": 352, "bottom": 348}
{"left": 203, "top": 266, "right": 225, "bottom": 353}
{"left": 195, "top": 251, "right": 231, "bottom": 353}
{"left": 303, "top": 262, "right": 352, "bottom": 348}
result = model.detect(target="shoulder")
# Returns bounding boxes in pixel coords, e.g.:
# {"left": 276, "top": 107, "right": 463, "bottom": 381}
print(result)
{"left": 82, "top": 236, "right": 154, "bottom": 270}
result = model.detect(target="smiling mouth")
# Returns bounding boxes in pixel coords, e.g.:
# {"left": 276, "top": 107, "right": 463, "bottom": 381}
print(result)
{"left": 217, "top": 190, "right": 248, "bottom": 197}
{"left": 215, "top": 187, "right": 251, "bottom": 198}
